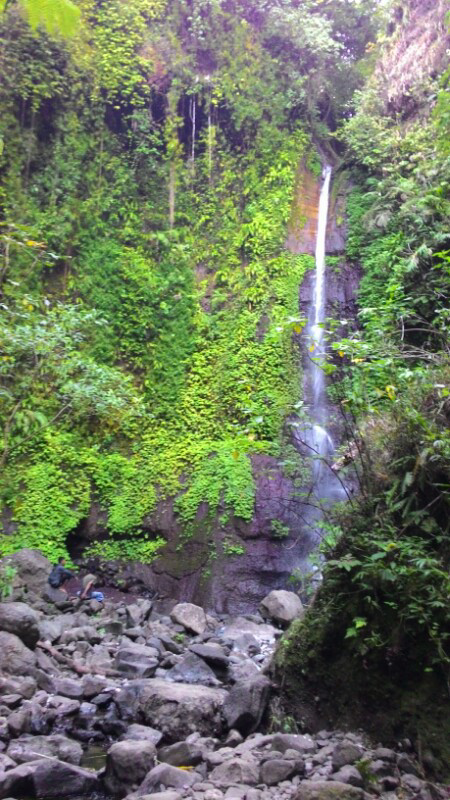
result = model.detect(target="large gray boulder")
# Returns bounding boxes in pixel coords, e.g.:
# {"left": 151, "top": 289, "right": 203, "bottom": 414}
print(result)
{"left": 0, "top": 758, "right": 99, "bottom": 799}
{"left": 331, "top": 742, "right": 363, "bottom": 770}
{"left": 259, "top": 590, "right": 304, "bottom": 627}
{"left": 157, "top": 741, "right": 203, "bottom": 768}
{"left": 0, "top": 631, "right": 36, "bottom": 675}
{"left": 209, "top": 757, "right": 260, "bottom": 786}
{"left": 189, "top": 643, "right": 229, "bottom": 670}
{"left": 292, "top": 781, "right": 364, "bottom": 800}
{"left": 0, "top": 675, "right": 36, "bottom": 699}
{"left": 116, "top": 679, "right": 226, "bottom": 741}
{"left": 165, "top": 653, "right": 220, "bottom": 686}
{"left": 104, "top": 740, "right": 156, "bottom": 798}
{"left": 170, "top": 603, "right": 207, "bottom": 635}
{"left": 7, "top": 734, "right": 82, "bottom": 765}
{"left": 0, "top": 602, "right": 40, "bottom": 649}
{"left": 223, "top": 674, "right": 271, "bottom": 735}
{"left": 260, "top": 758, "right": 299, "bottom": 785}
{"left": 1, "top": 549, "right": 52, "bottom": 596}
{"left": 115, "top": 644, "right": 159, "bottom": 678}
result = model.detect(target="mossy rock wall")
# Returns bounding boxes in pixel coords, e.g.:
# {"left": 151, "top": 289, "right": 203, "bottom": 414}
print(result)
{"left": 275, "top": 607, "right": 450, "bottom": 779}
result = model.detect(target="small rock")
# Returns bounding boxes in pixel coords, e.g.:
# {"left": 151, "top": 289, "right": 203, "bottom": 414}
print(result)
{"left": 224, "top": 729, "right": 243, "bottom": 748}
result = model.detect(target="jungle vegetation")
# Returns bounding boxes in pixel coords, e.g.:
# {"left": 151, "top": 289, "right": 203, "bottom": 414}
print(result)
{"left": 1, "top": 0, "right": 449, "bottom": 769}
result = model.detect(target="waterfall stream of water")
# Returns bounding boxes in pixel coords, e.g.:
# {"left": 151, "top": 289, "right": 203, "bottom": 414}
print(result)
{"left": 300, "top": 165, "right": 347, "bottom": 545}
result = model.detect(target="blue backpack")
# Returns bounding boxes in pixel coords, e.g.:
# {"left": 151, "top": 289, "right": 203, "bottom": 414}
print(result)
{"left": 48, "top": 566, "right": 61, "bottom": 588}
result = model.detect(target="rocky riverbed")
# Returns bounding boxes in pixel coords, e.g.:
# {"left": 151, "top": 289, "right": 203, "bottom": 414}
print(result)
{"left": 0, "top": 549, "right": 447, "bottom": 800}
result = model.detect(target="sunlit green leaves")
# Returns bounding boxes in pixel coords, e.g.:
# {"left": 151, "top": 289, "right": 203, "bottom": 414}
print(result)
{"left": 1, "top": 0, "right": 81, "bottom": 36}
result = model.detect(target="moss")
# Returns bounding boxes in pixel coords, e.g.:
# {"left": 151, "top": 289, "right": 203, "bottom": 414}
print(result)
{"left": 276, "top": 605, "right": 450, "bottom": 779}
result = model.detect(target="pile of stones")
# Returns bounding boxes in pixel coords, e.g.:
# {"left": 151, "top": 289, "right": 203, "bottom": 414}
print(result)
{"left": 0, "top": 549, "right": 446, "bottom": 800}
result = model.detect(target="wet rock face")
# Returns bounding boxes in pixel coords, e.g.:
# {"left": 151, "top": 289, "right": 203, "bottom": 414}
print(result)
{"left": 74, "top": 454, "right": 319, "bottom": 615}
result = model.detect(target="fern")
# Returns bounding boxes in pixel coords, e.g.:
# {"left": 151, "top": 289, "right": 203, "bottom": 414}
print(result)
{"left": 1, "top": 0, "right": 80, "bottom": 36}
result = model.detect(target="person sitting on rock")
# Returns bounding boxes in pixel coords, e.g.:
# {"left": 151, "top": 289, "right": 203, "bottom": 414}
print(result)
{"left": 79, "top": 573, "right": 104, "bottom": 603}
{"left": 48, "top": 557, "right": 74, "bottom": 595}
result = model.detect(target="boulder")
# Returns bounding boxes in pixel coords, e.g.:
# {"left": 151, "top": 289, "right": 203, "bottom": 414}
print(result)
{"left": 0, "top": 675, "right": 36, "bottom": 699}
{"left": 121, "top": 724, "right": 163, "bottom": 747}
{"left": 223, "top": 675, "right": 271, "bottom": 735}
{"left": 127, "top": 794, "right": 182, "bottom": 800}
{"left": 104, "top": 740, "right": 156, "bottom": 798}
{"left": 116, "top": 679, "right": 226, "bottom": 741}
{"left": 60, "top": 626, "right": 101, "bottom": 645}
{"left": 0, "top": 631, "right": 36, "bottom": 675}
{"left": 7, "top": 734, "right": 83, "bottom": 766}
{"left": 331, "top": 743, "right": 363, "bottom": 770}
{"left": 165, "top": 653, "right": 220, "bottom": 686}
{"left": 170, "top": 603, "right": 207, "bottom": 635}
{"left": 1, "top": 549, "right": 51, "bottom": 596}
{"left": 39, "top": 614, "right": 78, "bottom": 643}
{"left": 292, "top": 781, "right": 364, "bottom": 800}
{"left": 331, "top": 767, "right": 364, "bottom": 787}
{"left": 259, "top": 590, "right": 304, "bottom": 627}
{"left": 136, "top": 763, "right": 197, "bottom": 794}
{"left": 33, "top": 758, "right": 99, "bottom": 797}
{"left": 115, "top": 644, "right": 159, "bottom": 678}
{"left": 260, "top": 758, "right": 298, "bottom": 785}
{"left": 0, "top": 753, "right": 16, "bottom": 771}
{"left": 209, "top": 757, "right": 260, "bottom": 786}
{"left": 0, "top": 602, "right": 40, "bottom": 649}
{"left": 54, "top": 678, "right": 83, "bottom": 699}
{"left": 126, "top": 601, "right": 152, "bottom": 628}
{"left": 221, "top": 618, "right": 277, "bottom": 645}
{"left": 272, "top": 733, "right": 317, "bottom": 755}
{"left": 158, "top": 741, "right": 203, "bottom": 767}
{"left": 0, "top": 758, "right": 99, "bottom": 799}
{"left": 189, "top": 643, "right": 229, "bottom": 670}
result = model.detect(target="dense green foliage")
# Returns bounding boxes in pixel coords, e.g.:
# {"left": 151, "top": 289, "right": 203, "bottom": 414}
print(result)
{"left": 0, "top": 0, "right": 379, "bottom": 561}
{"left": 279, "top": 4, "right": 450, "bottom": 771}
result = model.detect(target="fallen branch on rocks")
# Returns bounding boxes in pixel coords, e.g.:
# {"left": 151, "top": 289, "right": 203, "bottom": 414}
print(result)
{"left": 37, "top": 640, "right": 120, "bottom": 678}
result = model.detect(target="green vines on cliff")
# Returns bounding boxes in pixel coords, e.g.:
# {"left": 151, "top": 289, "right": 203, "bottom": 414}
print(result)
{"left": 0, "top": 0, "right": 316, "bottom": 560}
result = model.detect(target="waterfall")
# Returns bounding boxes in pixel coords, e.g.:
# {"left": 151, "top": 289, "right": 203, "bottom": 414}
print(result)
{"left": 297, "top": 166, "right": 346, "bottom": 540}
{"left": 310, "top": 165, "right": 331, "bottom": 421}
